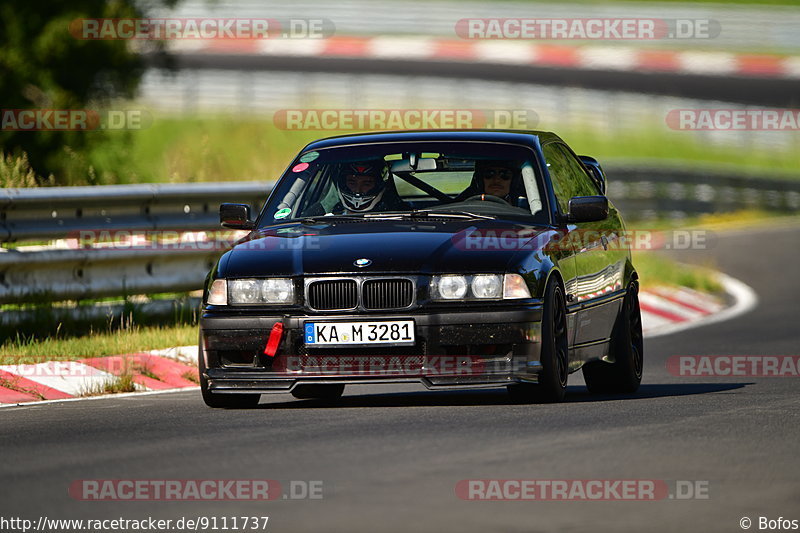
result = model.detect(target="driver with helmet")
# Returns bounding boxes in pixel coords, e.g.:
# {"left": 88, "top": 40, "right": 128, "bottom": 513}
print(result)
{"left": 332, "top": 161, "right": 408, "bottom": 213}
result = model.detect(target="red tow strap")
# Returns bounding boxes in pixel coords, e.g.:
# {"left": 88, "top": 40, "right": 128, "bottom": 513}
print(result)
{"left": 263, "top": 322, "right": 284, "bottom": 357}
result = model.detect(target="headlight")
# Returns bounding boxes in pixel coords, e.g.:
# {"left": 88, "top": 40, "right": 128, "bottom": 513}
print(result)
{"left": 434, "top": 275, "right": 468, "bottom": 300}
{"left": 471, "top": 274, "right": 503, "bottom": 299}
{"left": 207, "top": 279, "right": 227, "bottom": 305}
{"left": 229, "top": 279, "right": 260, "bottom": 304}
{"left": 432, "top": 274, "right": 530, "bottom": 300}
{"left": 262, "top": 278, "right": 294, "bottom": 303}
{"left": 228, "top": 278, "right": 295, "bottom": 305}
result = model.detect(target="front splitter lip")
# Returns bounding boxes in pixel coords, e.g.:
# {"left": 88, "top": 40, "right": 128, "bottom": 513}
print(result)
{"left": 205, "top": 366, "right": 542, "bottom": 394}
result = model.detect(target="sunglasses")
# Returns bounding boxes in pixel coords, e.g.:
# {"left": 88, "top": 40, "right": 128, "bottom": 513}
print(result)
{"left": 483, "top": 168, "right": 513, "bottom": 180}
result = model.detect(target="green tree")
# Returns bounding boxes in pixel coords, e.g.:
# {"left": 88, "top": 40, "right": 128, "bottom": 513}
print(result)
{"left": 0, "top": 0, "right": 176, "bottom": 184}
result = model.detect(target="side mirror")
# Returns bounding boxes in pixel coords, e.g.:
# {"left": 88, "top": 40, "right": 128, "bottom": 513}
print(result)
{"left": 567, "top": 196, "right": 608, "bottom": 223}
{"left": 579, "top": 155, "right": 606, "bottom": 195}
{"left": 220, "top": 203, "right": 254, "bottom": 229}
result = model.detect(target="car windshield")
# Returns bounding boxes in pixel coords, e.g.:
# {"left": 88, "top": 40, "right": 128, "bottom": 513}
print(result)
{"left": 258, "top": 141, "right": 549, "bottom": 226}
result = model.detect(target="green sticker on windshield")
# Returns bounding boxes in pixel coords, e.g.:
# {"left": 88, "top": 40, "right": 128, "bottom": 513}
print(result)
{"left": 274, "top": 208, "right": 292, "bottom": 219}
{"left": 299, "top": 151, "right": 319, "bottom": 163}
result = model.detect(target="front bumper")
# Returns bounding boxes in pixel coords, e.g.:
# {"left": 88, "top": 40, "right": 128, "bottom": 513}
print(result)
{"left": 200, "top": 306, "right": 543, "bottom": 394}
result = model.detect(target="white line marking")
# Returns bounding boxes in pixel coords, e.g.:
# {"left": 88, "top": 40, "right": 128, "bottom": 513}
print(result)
{"left": 677, "top": 51, "right": 737, "bottom": 75}
{"left": 473, "top": 42, "right": 536, "bottom": 64}
{"left": 369, "top": 37, "right": 435, "bottom": 59}
{"left": 0, "top": 386, "right": 199, "bottom": 409}
{"left": 782, "top": 57, "right": 800, "bottom": 78}
{"left": 148, "top": 345, "right": 198, "bottom": 364}
{"left": 578, "top": 46, "right": 638, "bottom": 71}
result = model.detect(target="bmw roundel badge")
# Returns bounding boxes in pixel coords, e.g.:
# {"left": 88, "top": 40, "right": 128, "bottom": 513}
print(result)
{"left": 354, "top": 258, "right": 372, "bottom": 268}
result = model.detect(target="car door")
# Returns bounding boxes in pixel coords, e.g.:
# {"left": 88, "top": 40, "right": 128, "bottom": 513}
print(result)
{"left": 542, "top": 142, "right": 626, "bottom": 357}
{"left": 541, "top": 142, "right": 583, "bottom": 359}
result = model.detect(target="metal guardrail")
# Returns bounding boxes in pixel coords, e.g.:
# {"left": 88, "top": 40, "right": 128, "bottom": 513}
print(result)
{"left": 0, "top": 247, "right": 221, "bottom": 304}
{"left": 606, "top": 166, "right": 800, "bottom": 220}
{"left": 0, "top": 181, "right": 271, "bottom": 242}
{"left": 1, "top": 181, "right": 271, "bottom": 305}
{"left": 1, "top": 171, "right": 798, "bottom": 304}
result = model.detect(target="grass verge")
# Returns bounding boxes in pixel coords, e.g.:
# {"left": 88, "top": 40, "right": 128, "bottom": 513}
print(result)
{"left": 12, "top": 114, "right": 793, "bottom": 186}
{"left": 634, "top": 251, "right": 723, "bottom": 294}
{"left": 0, "top": 324, "right": 197, "bottom": 364}
{"left": 81, "top": 373, "right": 138, "bottom": 397}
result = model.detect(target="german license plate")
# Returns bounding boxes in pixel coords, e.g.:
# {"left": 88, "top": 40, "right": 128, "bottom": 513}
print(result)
{"left": 304, "top": 320, "right": 415, "bottom": 346}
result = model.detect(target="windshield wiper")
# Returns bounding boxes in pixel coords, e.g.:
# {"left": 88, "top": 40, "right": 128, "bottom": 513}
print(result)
{"left": 300, "top": 211, "right": 497, "bottom": 224}
{"left": 412, "top": 210, "right": 496, "bottom": 220}
{"left": 299, "top": 214, "right": 366, "bottom": 224}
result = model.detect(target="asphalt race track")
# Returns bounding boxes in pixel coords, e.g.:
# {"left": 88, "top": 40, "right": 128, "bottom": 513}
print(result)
{"left": 1, "top": 225, "right": 798, "bottom": 533}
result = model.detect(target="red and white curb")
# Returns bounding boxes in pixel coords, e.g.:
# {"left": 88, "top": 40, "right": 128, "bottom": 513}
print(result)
{"left": 169, "top": 36, "right": 800, "bottom": 79}
{"left": 0, "top": 274, "right": 756, "bottom": 406}
{"left": 640, "top": 286, "right": 725, "bottom": 335}
{"left": 0, "top": 352, "right": 199, "bottom": 405}
{"left": 640, "top": 272, "right": 757, "bottom": 339}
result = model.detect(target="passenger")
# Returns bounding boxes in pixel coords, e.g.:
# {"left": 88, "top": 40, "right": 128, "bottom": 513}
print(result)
{"left": 455, "top": 160, "right": 526, "bottom": 205}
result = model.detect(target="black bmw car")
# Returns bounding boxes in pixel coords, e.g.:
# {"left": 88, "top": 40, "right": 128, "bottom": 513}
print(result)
{"left": 199, "top": 130, "right": 643, "bottom": 407}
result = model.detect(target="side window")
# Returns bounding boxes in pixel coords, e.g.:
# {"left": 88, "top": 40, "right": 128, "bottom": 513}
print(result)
{"left": 542, "top": 143, "right": 573, "bottom": 213}
{"left": 543, "top": 143, "right": 600, "bottom": 214}
{"left": 555, "top": 144, "right": 600, "bottom": 197}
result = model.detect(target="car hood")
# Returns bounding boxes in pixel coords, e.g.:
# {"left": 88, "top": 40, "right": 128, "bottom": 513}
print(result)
{"left": 220, "top": 219, "right": 554, "bottom": 277}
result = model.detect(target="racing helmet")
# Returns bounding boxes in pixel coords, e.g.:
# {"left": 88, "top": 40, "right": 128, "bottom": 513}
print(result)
{"left": 335, "top": 161, "right": 387, "bottom": 212}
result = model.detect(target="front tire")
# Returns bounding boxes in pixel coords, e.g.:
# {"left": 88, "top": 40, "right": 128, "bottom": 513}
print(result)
{"left": 508, "top": 277, "right": 569, "bottom": 404}
{"left": 582, "top": 280, "right": 644, "bottom": 394}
